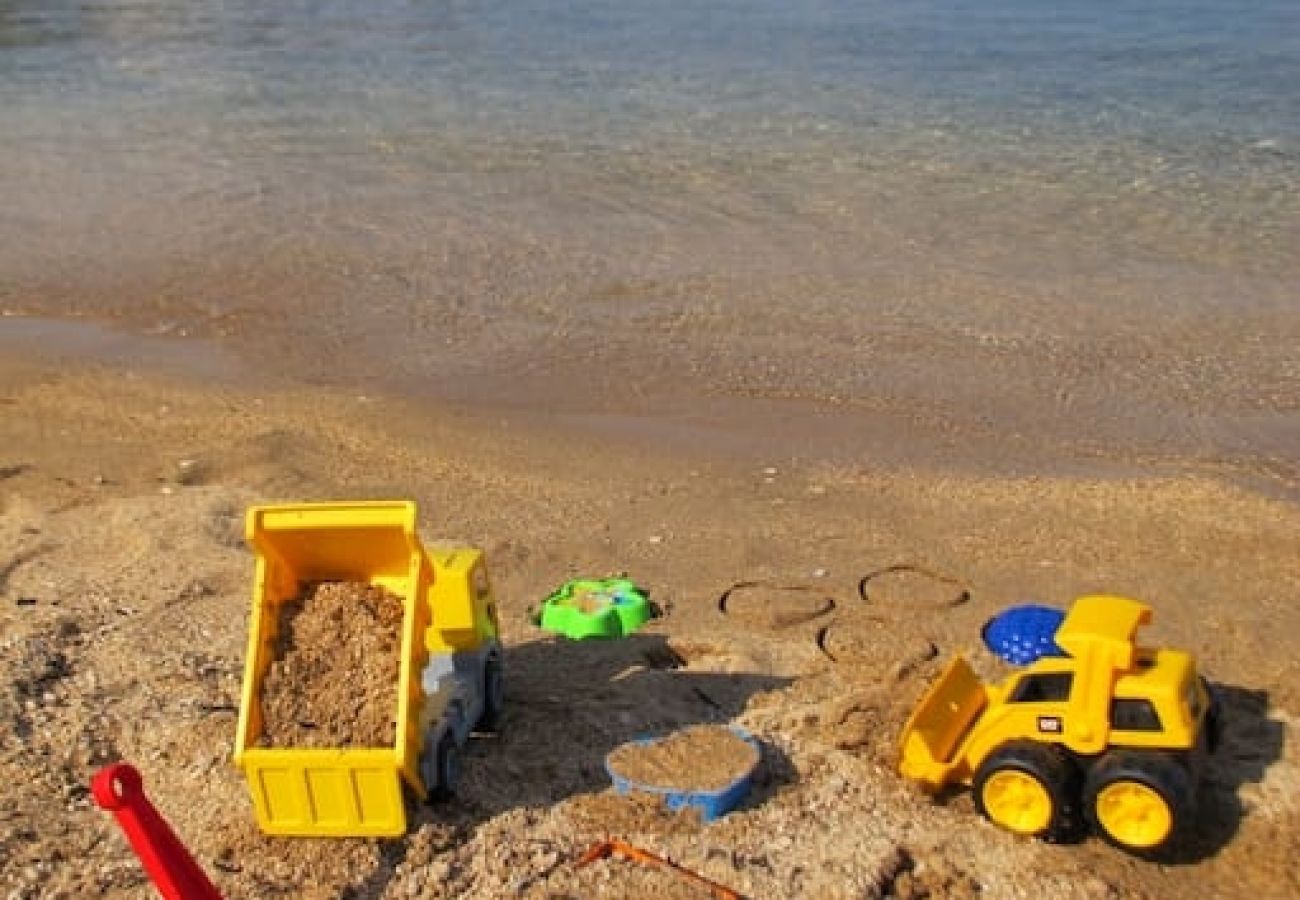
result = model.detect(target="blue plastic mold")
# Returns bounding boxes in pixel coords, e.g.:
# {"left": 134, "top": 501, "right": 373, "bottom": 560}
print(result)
{"left": 982, "top": 604, "right": 1067, "bottom": 666}
{"left": 605, "top": 727, "right": 760, "bottom": 822}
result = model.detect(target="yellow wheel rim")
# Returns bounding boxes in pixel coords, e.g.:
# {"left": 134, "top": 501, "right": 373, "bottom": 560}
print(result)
{"left": 982, "top": 769, "right": 1053, "bottom": 835}
{"left": 1094, "top": 780, "right": 1173, "bottom": 849}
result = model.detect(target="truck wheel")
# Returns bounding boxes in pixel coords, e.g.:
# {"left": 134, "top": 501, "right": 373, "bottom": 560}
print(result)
{"left": 424, "top": 733, "right": 461, "bottom": 803}
{"left": 477, "top": 656, "right": 504, "bottom": 733}
{"left": 1085, "top": 751, "right": 1191, "bottom": 855}
{"left": 973, "top": 741, "right": 1078, "bottom": 842}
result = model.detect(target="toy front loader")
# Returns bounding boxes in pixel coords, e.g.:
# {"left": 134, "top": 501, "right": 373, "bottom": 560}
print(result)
{"left": 897, "top": 595, "right": 1219, "bottom": 856}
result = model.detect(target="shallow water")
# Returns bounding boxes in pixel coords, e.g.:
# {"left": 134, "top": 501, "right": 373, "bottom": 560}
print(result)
{"left": 1, "top": 1, "right": 1296, "bottom": 485}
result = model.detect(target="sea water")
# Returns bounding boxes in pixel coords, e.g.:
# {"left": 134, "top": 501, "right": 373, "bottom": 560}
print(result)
{"left": 1, "top": 0, "right": 1296, "bottom": 482}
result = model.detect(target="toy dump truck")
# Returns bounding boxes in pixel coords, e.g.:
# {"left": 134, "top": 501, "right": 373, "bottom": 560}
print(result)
{"left": 898, "top": 595, "right": 1219, "bottom": 855}
{"left": 233, "top": 501, "right": 502, "bottom": 837}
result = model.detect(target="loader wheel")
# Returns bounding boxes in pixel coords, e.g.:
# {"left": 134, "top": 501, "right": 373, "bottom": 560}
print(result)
{"left": 974, "top": 741, "right": 1078, "bottom": 841}
{"left": 424, "top": 733, "right": 461, "bottom": 803}
{"left": 1202, "top": 678, "right": 1222, "bottom": 755}
{"left": 478, "top": 656, "right": 504, "bottom": 733}
{"left": 1085, "top": 751, "right": 1191, "bottom": 855}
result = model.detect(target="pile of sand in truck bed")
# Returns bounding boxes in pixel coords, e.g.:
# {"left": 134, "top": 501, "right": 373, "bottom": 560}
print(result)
{"left": 258, "top": 581, "right": 405, "bottom": 748}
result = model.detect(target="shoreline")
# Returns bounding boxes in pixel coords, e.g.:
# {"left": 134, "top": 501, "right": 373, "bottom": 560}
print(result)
{"left": 3, "top": 310, "right": 1297, "bottom": 503}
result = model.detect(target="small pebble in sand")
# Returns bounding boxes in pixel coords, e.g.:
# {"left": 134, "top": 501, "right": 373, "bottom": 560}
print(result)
{"left": 174, "top": 458, "right": 204, "bottom": 485}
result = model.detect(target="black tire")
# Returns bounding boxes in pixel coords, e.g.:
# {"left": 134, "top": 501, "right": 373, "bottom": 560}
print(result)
{"left": 973, "top": 740, "right": 1079, "bottom": 842}
{"left": 424, "top": 733, "right": 461, "bottom": 803}
{"left": 1084, "top": 751, "right": 1192, "bottom": 856}
{"left": 1201, "top": 678, "right": 1222, "bottom": 756}
{"left": 477, "top": 655, "right": 504, "bottom": 733}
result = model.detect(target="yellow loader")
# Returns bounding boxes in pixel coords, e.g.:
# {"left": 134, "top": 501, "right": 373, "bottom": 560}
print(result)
{"left": 898, "top": 595, "right": 1219, "bottom": 855}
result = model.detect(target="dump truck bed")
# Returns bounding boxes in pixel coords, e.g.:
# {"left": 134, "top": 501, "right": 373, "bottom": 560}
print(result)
{"left": 234, "top": 501, "right": 432, "bottom": 837}
{"left": 897, "top": 656, "right": 989, "bottom": 790}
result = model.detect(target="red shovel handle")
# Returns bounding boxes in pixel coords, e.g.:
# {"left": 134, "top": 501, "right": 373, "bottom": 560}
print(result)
{"left": 92, "top": 763, "right": 224, "bottom": 900}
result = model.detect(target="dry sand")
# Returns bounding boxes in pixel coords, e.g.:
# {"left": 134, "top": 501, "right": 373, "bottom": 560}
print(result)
{"left": 607, "top": 725, "right": 760, "bottom": 792}
{"left": 1, "top": 351, "right": 1298, "bottom": 899}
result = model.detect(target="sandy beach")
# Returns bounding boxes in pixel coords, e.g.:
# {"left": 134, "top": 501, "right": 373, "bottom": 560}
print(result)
{"left": 1, "top": 343, "right": 1297, "bottom": 899}
{"left": 2, "top": 2, "right": 1298, "bottom": 897}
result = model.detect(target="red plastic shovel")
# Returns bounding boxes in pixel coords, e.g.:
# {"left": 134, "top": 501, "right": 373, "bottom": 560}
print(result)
{"left": 91, "top": 763, "right": 224, "bottom": 900}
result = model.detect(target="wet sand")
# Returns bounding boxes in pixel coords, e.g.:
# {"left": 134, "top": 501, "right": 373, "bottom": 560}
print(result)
{"left": 0, "top": 345, "right": 1297, "bottom": 899}
{"left": 4, "top": 201, "right": 1297, "bottom": 500}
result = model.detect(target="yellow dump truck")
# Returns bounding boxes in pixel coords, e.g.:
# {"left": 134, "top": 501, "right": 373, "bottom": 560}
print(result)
{"left": 233, "top": 501, "right": 502, "bottom": 837}
{"left": 898, "top": 595, "right": 1219, "bottom": 855}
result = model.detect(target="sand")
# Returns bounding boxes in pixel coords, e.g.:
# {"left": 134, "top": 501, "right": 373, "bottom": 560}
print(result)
{"left": 1, "top": 352, "right": 1298, "bottom": 900}
{"left": 607, "top": 725, "right": 760, "bottom": 792}
{"left": 258, "top": 581, "right": 405, "bottom": 748}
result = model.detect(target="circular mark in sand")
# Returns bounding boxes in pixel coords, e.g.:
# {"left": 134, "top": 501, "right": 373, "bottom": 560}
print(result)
{"left": 857, "top": 564, "right": 970, "bottom": 609}
{"left": 817, "top": 617, "right": 938, "bottom": 676}
{"left": 718, "top": 581, "right": 837, "bottom": 630}
{"left": 817, "top": 617, "right": 892, "bottom": 665}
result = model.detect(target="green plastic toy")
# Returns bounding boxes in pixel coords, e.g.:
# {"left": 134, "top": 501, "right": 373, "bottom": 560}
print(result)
{"left": 539, "top": 578, "right": 651, "bottom": 639}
